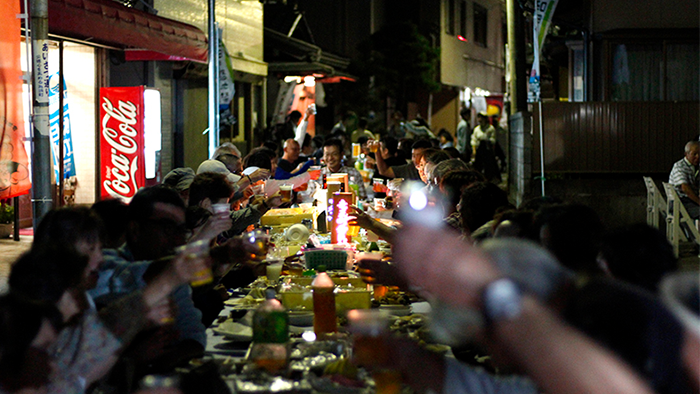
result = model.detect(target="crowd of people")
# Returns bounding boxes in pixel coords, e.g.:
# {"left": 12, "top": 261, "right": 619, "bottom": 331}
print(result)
{"left": 0, "top": 108, "right": 697, "bottom": 394}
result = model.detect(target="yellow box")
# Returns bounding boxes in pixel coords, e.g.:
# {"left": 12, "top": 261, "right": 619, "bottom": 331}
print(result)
{"left": 260, "top": 207, "right": 317, "bottom": 227}
{"left": 286, "top": 277, "right": 368, "bottom": 289}
{"left": 279, "top": 288, "right": 371, "bottom": 313}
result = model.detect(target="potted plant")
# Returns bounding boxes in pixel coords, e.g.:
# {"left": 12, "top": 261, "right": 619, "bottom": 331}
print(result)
{"left": 0, "top": 203, "right": 13, "bottom": 238}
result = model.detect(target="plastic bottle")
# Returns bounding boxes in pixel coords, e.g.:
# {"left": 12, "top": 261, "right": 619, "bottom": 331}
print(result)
{"left": 250, "top": 288, "right": 289, "bottom": 373}
{"left": 312, "top": 272, "right": 337, "bottom": 337}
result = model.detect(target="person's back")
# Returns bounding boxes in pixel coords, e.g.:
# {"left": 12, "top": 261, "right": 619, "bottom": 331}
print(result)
{"left": 669, "top": 140, "right": 700, "bottom": 219}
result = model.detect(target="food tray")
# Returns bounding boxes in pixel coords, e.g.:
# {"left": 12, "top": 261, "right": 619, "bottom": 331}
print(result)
{"left": 304, "top": 250, "right": 348, "bottom": 270}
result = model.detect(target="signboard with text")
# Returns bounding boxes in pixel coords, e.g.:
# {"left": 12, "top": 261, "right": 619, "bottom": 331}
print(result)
{"left": 99, "top": 86, "right": 146, "bottom": 201}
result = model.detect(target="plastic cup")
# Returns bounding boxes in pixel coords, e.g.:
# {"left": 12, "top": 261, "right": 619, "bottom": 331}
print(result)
{"left": 211, "top": 203, "right": 230, "bottom": 214}
{"left": 352, "top": 143, "right": 361, "bottom": 157}
{"left": 266, "top": 260, "right": 283, "bottom": 282}
{"left": 370, "top": 141, "right": 379, "bottom": 153}
{"left": 174, "top": 240, "right": 212, "bottom": 287}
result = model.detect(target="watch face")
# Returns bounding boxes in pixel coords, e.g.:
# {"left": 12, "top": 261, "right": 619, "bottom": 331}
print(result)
{"left": 483, "top": 279, "right": 523, "bottom": 322}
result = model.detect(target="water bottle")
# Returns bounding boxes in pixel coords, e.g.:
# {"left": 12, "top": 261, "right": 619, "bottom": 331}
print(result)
{"left": 250, "top": 288, "right": 289, "bottom": 373}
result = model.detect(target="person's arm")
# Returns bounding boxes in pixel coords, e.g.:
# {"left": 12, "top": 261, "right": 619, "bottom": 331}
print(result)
{"left": 681, "top": 183, "right": 700, "bottom": 204}
{"left": 294, "top": 105, "right": 314, "bottom": 147}
{"left": 265, "top": 172, "right": 311, "bottom": 196}
{"left": 348, "top": 205, "right": 396, "bottom": 242}
{"left": 394, "top": 225, "right": 656, "bottom": 394}
{"left": 372, "top": 141, "right": 395, "bottom": 178}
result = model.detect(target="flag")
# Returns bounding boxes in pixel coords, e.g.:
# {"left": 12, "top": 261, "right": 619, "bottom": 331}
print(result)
{"left": 0, "top": 1, "right": 31, "bottom": 198}
{"left": 49, "top": 72, "right": 77, "bottom": 181}
{"left": 528, "top": 0, "right": 559, "bottom": 103}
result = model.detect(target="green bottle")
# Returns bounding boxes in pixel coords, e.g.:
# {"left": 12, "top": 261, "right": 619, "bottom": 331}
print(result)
{"left": 250, "top": 288, "right": 289, "bottom": 373}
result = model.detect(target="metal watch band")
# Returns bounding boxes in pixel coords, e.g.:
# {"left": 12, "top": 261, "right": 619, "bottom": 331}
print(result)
{"left": 482, "top": 278, "right": 523, "bottom": 323}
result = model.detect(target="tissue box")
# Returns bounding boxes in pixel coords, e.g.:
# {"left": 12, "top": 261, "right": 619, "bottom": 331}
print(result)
{"left": 260, "top": 207, "right": 316, "bottom": 227}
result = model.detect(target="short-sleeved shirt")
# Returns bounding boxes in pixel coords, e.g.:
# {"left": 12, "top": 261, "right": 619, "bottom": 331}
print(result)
{"left": 669, "top": 157, "right": 699, "bottom": 199}
{"left": 391, "top": 162, "right": 421, "bottom": 181}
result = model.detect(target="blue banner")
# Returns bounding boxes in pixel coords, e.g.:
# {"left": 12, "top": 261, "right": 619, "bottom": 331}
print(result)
{"left": 48, "top": 73, "right": 76, "bottom": 180}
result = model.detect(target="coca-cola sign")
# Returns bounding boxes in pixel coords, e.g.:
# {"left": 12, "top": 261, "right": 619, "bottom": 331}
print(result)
{"left": 99, "top": 86, "right": 145, "bottom": 201}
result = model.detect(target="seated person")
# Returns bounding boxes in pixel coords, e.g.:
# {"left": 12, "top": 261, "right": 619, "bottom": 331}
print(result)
{"left": 321, "top": 138, "right": 367, "bottom": 200}
{"left": 375, "top": 138, "right": 432, "bottom": 182}
{"left": 669, "top": 140, "right": 700, "bottom": 219}
{"left": 276, "top": 138, "right": 313, "bottom": 178}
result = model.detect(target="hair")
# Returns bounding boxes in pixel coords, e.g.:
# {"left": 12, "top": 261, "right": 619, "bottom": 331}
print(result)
{"left": 492, "top": 209, "right": 538, "bottom": 241}
{"left": 0, "top": 293, "right": 62, "bottom": 391}
{"left": 212, "top": 142, "right": 241, "bottom": 160}
{"left": 459, "top": 182, "right": 511, "bottom": 233}
{"left": 440, "top": 169, "right": 486, "bottom": 209}
{"left": 358, "top": 117, "right": 368, "bottom": 129}
{"left": 128, "top": 185, "right": 186, "bottom": 224}
{"left": 411, "top": 138, "right": 433, "bottom": 151}
{"left": 423, "top": 149, "right": 450, "bottom": 166}
{"left": 261, "top": 141, "right": 279, "bottom": 155}
{"left": 302, "top": 134, "right": 312, "bottom": 149}
{"left": 437, "top": 129, "right": 454, "bottom": 142}
{"left": 460, "top": 107, "right": 470, "bottom": 118}
{"left": 283, "top": 139, "right": 299, "bottom": 149}
{"left": 599, "top": 224, "right": 677, "bottom": 293}
{"left": 380, "top": 135, "right": 399, "bottom": 156}
{"left": 188, "top": 172, "right": 234, "bottom": 208}
{"left": 477, "top": 112, "right": 489, "bottom": 121}
{"left": 323, "top": 138, "right": 344, "bottom": 154}
{"left": 534, "top": 203, "right": 604, "bottom": 275}
{"left": 9, "top": 247, "right": 87, "bottom": 304}
{"left": 432, "top": 158, "right": 469, "bottom": 182}
{"left": 34, "top": 206, "right": 104, "bottom": 250}
{"left": 685, "top": 140, "right": 699, "bottom": 153}
{"left": 443, "top": 147, "right": 461, "bottom": 159}
{"left": 356, "top": 136, "right": 370, "bottom": 146}
{"left": 286, "top": 110, "right": 302, "bottom": 124}
{"left": 91, "top": 199, "right": 129, "bottom": 249}
{"left": 243, "top": 147, "right": 276, "bottom": 170}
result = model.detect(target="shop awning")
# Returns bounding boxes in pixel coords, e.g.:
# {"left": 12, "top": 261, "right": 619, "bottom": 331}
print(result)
{"left": 48, "top": 0, "right": 208, "bottom": 63}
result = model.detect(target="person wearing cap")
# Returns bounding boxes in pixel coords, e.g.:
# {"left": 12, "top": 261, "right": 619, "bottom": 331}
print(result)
{"left": 212, "top": 142, "right": 242, "bottom": 174}
{"left": 162, "top": 167, "right": 196, "bottom": 205}
{"left": 197, "top": 159, "right": 269, "bottom": 195}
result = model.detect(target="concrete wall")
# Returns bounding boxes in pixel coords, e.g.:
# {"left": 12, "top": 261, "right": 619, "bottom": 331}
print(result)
{"left": 508, "top": 111, "right": 532, "bottom": 208}
{"left": 440, "top": 0, "right": 505, "bottom": 92}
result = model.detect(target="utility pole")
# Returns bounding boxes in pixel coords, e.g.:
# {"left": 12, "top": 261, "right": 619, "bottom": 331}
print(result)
{"left": 506, "top": 0, "right": 527, "bottom": 115}
{"left": 30, "top": 0, "right": 53, "bottom": 227}
{"left": 207, "top": 0, "right": 219, "bottom": 158}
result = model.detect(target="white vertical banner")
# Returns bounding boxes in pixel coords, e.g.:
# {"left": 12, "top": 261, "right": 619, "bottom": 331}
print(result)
{"left": 528, "top": 0, "right": 559, "bottom": 103}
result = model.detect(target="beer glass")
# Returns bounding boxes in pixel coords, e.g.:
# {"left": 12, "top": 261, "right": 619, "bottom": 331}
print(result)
{"left": 174, "top": 240, "right": 212, "bottom": 287}
{"left": 279, "top": 184, "right": 293, "bottom": 203}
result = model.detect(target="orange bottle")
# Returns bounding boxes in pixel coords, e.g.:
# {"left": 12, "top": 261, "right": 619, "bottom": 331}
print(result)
{"left": 312, "top": 272, "right": 337, "bottom": 336}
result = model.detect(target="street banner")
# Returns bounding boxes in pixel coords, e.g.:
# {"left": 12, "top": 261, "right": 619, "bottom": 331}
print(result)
{"left": 49, "top": 73, "right": 77, "bottom": 181}
{"left": 218, "top": 36, "right": 236, "bottom": 130}
{"left": 528, "top": 0, "right": 559, "bottom": 103}
{"left": 0, "top": 1, "right": 31, "bottom": 198}
{"left": 99, "top": 86, "right": 146, "bottom": 201}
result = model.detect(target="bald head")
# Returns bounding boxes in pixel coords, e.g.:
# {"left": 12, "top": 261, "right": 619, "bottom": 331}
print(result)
{"left": 282, "top": 139, "right": 301, "bottom": 162}
{"left": 685, "top": 141, "right": 700, "bottom": 166}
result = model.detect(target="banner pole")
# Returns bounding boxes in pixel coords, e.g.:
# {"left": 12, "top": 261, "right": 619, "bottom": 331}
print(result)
{"left": 538, "top": 100, "right": 545, "bottom": 196}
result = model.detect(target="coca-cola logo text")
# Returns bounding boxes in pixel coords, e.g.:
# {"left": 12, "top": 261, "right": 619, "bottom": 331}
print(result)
{"left": 101, "top": 97, "right": 140, "bottom": 200}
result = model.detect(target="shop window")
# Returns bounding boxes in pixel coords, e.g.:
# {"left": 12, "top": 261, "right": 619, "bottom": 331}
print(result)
{"left": 446, "top": 0, "right": 455, "bottom": 36}
{"left": 473, "top": 3, "right": 487, "bottom": 47}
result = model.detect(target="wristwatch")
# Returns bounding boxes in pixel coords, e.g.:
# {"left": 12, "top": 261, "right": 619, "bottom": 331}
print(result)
{"left": 482, "top": 278, "right": 523, "bottom": 324}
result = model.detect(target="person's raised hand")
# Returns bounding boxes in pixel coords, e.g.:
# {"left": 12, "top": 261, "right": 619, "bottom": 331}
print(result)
{"left": 356, "top": 257, "right": 409, "bottom": 289}
{"left": 265, "top": 193, "right": 283, "bottom": 209}
{"left": 248, "top": 168, "right": 270, "bottom": 183}
{"left": 189, "top": 212, "right": 232, "bottom": 243}
{"left": 348, "top": 205, "right": 374, "bottom": 229}
{"left": 394, "top": 224, "right": 500, "bottom": 309}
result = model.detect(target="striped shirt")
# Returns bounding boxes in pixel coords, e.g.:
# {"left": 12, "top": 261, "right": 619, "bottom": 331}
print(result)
{"left": 669, "top": 157, "right": 699, "bottom": 199}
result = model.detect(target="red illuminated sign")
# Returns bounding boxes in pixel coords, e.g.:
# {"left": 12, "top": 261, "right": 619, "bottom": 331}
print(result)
{"left": 99, "top": 86, "right": 146, "bottom": 201}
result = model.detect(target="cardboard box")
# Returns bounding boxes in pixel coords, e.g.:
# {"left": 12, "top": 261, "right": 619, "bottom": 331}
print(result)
{"left": 260, "top": 207, "right": 317, "bottom": 227}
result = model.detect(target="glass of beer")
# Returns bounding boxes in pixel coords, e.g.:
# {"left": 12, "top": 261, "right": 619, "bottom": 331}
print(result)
{"left": 347, "top": 309, "right": 401, "bottom": 394}
{"left": 244, "top": 229, "right": 270, "bottom": 261}
{"left": 369, "top": 140, "right": 379, "bottom": 153}
{"left": 174, "top": 240, "right": 212, "bottom": 287}
{"left": 279, "top": 184, "right": 293, "bottom": 203}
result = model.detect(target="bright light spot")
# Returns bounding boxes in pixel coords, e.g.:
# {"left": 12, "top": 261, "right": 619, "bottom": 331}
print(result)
{"left": 302, "top": 331, "right": 316, "bottom": 342}
{"left": 474, "top": 87, "right": 492, "bottom": 96}
{"left": 284, "top": 76, "right": 302, "bottom": 83}
{"left": 304, "top": 76, "right": 315, "bottom": 87}
{"left": 143, "top": 88, "right": 161, "bottom": 179}
{"left": 409, "top": 191, "right": 428, "bottom": 211}
{"left": 457, "top": 35, "right": 467, "bottom": 42}
{"left": 249, "top": 236, "right": 256, "bottom": 243}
